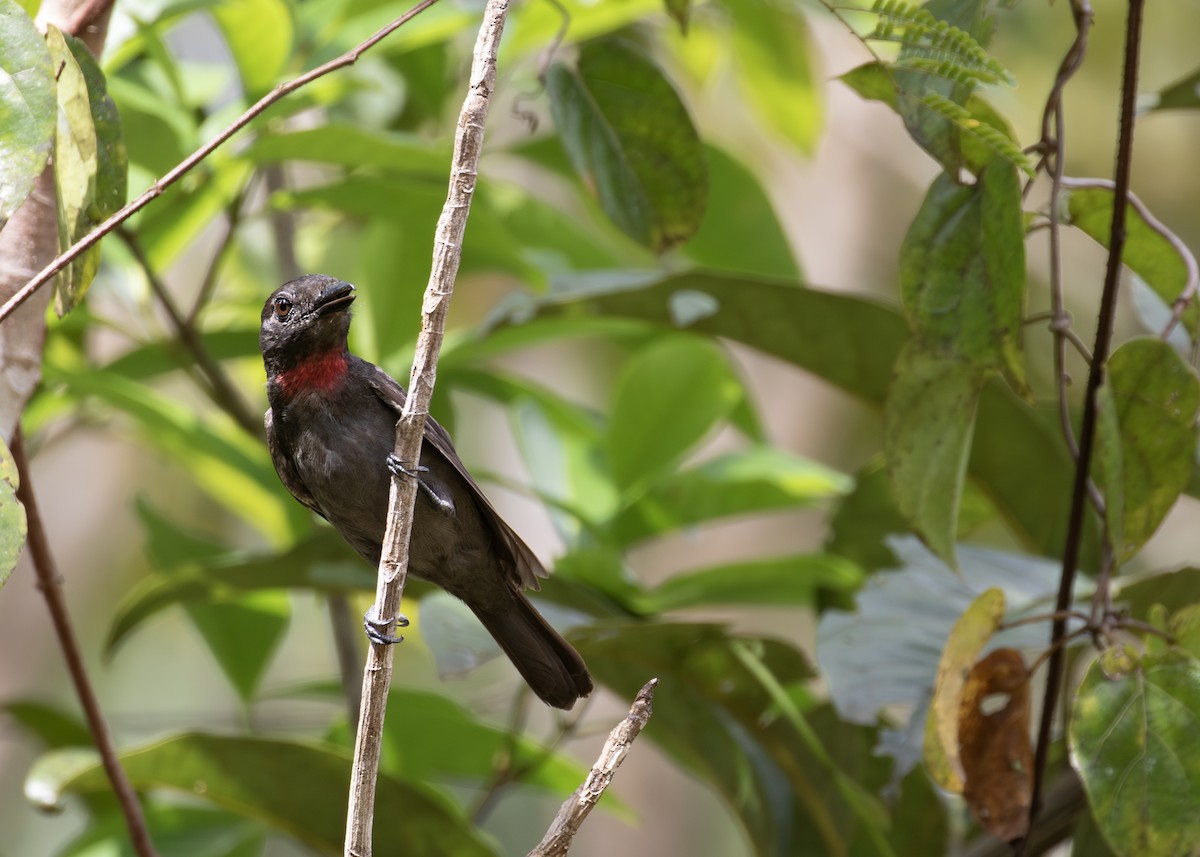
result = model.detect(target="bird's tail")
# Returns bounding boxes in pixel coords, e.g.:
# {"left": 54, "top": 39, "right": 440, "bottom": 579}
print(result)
{"left": 470, "top": 593, "right": 593, "bottom": 710}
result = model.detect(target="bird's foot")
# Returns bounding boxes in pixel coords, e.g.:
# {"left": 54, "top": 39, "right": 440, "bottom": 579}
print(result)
{"left": 386, "top": 453, "right": 455, "bottom": 515}
{"left": 386, "top": 453, "right": 428, "bottom": 481}
{"left": 364, "top": 608, "right": 409, "bottom": 645}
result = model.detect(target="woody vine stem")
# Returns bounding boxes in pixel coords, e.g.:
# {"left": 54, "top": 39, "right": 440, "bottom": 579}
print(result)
{"left": 1025, "top": 0, "right": 1145, "bottom": 845}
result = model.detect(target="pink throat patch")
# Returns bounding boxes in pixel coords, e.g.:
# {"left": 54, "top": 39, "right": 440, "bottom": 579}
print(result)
{"left": 276, "top": 351, "right": 348, "bottom": 393}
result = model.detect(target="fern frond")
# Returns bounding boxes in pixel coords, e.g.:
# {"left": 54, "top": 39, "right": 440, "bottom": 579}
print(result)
{"left": 863, "top": 0, "right": 1013, "bottom": 87}
{"left": 917, "top": 92, "right": 1035, "bottom": 177}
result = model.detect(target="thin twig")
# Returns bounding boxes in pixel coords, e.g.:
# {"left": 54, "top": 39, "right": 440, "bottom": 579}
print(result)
{"left": 1058, "top": 176, "right": 1199, "bottom": 341}
{"left": 343, "top": 1, "right": 510, "bottom": 853}
{"left": 327, "top": 592, "right": 364, "bottom": 728}
{"left": 527, "top": 679, "right": 659, "bottom": 857}
{"left": 116, "top": 228, "right": 262, "bottom": 437}
{"left": 187, "top": 182, "right": 253, "bottom": 326}
{"left": 11, "top": 430, "right": 159, "bottom": 857}
{"left": 0, "top": 0, "right": 442, "bottom": 327}
{"left": 1027, "top": 0, "right": 1145, "bottom": 844}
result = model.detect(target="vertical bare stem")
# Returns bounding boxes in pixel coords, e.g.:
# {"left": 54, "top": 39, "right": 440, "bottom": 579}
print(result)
{"left": 11, "top": 431, "right": 159, "bottom": 857}
{"left": 342, "top": 1, "right": 510, "bottom": 853}
{"left": 1027, "top": 0, "right": 1146, "bottom": 841}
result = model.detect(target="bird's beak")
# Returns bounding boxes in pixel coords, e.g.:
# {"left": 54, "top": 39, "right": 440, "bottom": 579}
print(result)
{"left": 315, "top": 281, "right": 356, "bottom": 316}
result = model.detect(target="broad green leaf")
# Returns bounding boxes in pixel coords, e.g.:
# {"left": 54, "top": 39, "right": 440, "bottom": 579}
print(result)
{"left": 494, "top": 270, "right": 1096, "bottom": 565}
{"left": 450, "top": 369, "right": 618, "bottom": 539}
{"left": 1117, "top": 568, "right": 1200, "bottom": 623}
{"left": 59, "top": 805, "right": 265, "bottom": 857}
{"left": 724, "top": 0, "right": 822, "bottom": 154}
{"left": 1169, "top": 605, "right": 1200, "bottom": 662}
{"left": 241, "top": 125, "right": 446, "bottom": 175}
{"left": 0, "top": 438, "right": 25, "bottom": 590}
{"left": 662, "top": 0, "right": 688, "bottom": 32}
{"left": 1092, "top": 379, "right": 1125, "bottom": 556}
{"left": 48, "top": 734, "right": 498, "bottom": 856}
{"left": 65, "top": 36, "right": 125, "bottom": 226}
{"left": 825, "top": 457, "right": 910, "bottom": 577}
{"left": 5, "top": 701, "right": 90, "bottom": 749}
{"left": 184, "top": 593, "right": 290, "bottom": 703}
{"left": 546, "top": 39, "right": 707, "bottom": 252}
{"left": 839, "top": 61, "right": 1031, "bottom": 177}
{"left": 612, "top": 446, "right": 852, "bottom": 546}
{"left": 210, "top": 0, "right": 293, "bottom": 97}
{"left": 681, "top": 145, "right": 800, "bottom": 278}
{"left": 137, "top": 157, "right": 251, "bottom": 270}
{"left": 900, "top": 163, "right": 1026, "bottom": 384}
{"left": 1142, "top": 65, "right": 1200, "bottom": 112}
{"left": 884, "top": 343, "right": 985, "bottom": 566}
{"left": 1064, "top": 185, "right": 1199, "bottom": 338}
{"left": 606, "top": 336, "right": 740, "bottom": 492}
{"left": 643, "top": 554, "right": 862, "bottom": 612}
{"left": 1070, "top": 649, "right": 1200, "bottom": 857}
{"left": 106, "top": 528, "right": 372, "bottom": 657}
{"left": 43, "top": 348, "right": 303, "bottom": 541}
{"left": 817, "top": 537, "right": 1065, "bottom": 777}
{"left": 325, "top": 688, "right": 596, "bottom": 801}
{"left": 46, "top": 27, "right": 100, "bottom": 316}
{"left": 923, "top": 588, "right": 1005, "bottom": 793}
{"left": 1105, "top": 338, "right": 1200, "bottom": 559}
{"left": 505, "top": 0, "right": 662, "bottom": 58}
{"left": 0, "top": 0, "right": 54, "bottom": 225}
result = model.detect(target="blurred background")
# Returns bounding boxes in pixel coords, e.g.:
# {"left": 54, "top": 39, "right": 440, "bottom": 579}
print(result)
{"left": 3, "top": 0, "right": 1199, "bottom": 854}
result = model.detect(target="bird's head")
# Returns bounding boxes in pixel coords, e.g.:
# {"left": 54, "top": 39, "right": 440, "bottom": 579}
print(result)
{"left": 260, "top": 274, "right": 356, "bottom": 391}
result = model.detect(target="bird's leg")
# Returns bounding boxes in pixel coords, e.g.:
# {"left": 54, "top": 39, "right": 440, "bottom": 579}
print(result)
{"left": 386, "top": 453, "right": 455, "bottom": 515}
{"left": 363, "top": 607, "right": 410, "bottom": 645}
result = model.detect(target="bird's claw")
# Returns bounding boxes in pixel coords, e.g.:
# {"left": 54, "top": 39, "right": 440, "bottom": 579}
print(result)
{"left": 386, "top": 454, "right": 428, "bottom": 480}
{"left": 364, "top": 608, "right": 409, "bottom": 645}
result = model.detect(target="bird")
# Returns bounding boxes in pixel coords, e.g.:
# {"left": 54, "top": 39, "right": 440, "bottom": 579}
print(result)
{"left": 259, "top": 273, "right": 592, "bottom": 709}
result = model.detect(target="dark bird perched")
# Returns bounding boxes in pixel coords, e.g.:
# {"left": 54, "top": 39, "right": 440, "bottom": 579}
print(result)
{"left": 259, "top": 274, "right": 592, "bottom": 710}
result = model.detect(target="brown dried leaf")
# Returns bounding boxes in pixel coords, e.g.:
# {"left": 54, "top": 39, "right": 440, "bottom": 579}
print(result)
{"left": 958, "top": 647, "right": 1032, "bottom": 842}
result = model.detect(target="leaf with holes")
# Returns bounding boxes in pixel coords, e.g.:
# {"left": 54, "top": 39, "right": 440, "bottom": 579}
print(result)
{"left": 924, "top": 587, "right": 1006, "bottom": 793}
{"left": 958, "top": 648, "right": 1032, "bottom": 842}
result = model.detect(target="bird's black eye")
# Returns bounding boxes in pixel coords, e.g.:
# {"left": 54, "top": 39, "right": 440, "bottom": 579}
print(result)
{"left": 273, "top": 296, "right": 292, "bottom": 319}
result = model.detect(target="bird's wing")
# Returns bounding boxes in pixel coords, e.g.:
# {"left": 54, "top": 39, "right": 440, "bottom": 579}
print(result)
{"left": 364, "top": 361, "right": 547, "bottom": 590}
{"left": 265, "top": 407, "right": 325, "bottom": 519}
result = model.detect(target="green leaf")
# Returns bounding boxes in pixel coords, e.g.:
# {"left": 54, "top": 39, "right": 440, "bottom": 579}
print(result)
{"left": 0, "top": 0, "right": 55, "bottom": 226}
{"left": 106, "top": 528, "right": 371, "bottom": 657}
{"left": 493, "top": 271, "right": 1096, "bottom": 564}
{"left": 1104, "top": 338, "right": 1200, "bottom": 559}
{"left": 681, "top": 145, "right": 800, "bottom": 278}
{"left": 210, "top": 0, "right": 293, "bottom": 97}
{"left": 900, "top": 163, "right": 1027, "bottom": 383}
{"left": 5, "top": 700, "right": 90, "bottom": 749}
{"left": 606, "top": 336, "right": 741, "bottom": 492}
{"left": 1093, "top": 379, "right": 1125, "bottom": 556}
{"left": 1064, "top": 185, "right": 1199, "bottom": 338}
{"left": 49, "top": 734, "right": 499, "bottom": 856}
{"left": 825, "top": 457, "right": 909, "bottom": 576}
{"left": 58, "top": 805, "right": 265, "bottom": 857}
{"left": 612, "top": 446, "right": 852, "bottom": 546}
{"left": 0, "top": 438, "right": 25, "bottom": 591}
{"left": 1142, "top": 65, "right": 1200, "bottom": 113}
{"left": 884, "top": 343, "right": 985, "bottom": 566}
{"left": 240, "top": 125, "right": 446, "bottom": 174}
{"left": 1070, "top": 649, "right": 1200, "bottom": 857}
{"left": 644, "top": 554, "right": 862, "bottom": 612}
{"left": 331, "top": 689, "right": 595, "bottom": 801}
{"left": 662, "top": 0, "right": 688, "bottom": 32}
{"left": 546, "top": 38, "right": 707, "bottom": 252}
{"left": 43, "top": 349, "right": 304, "bottom": 541}
{"left": 65, "top": 35, "right": 125, "bottom": 225}
{"left": 46, "top": 27, "right": 100, "bottom": 316}
{"left": 724, "top": 0, "right": 822, "bottom": 154}
{"left": 136, "top": 157, "right": 251, "bottom": 270}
